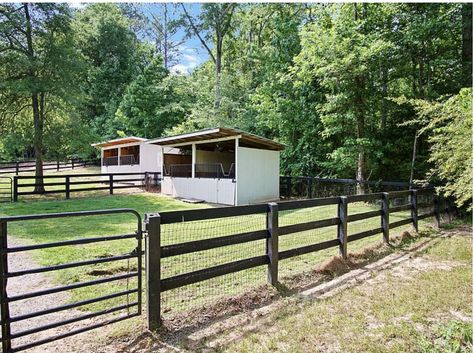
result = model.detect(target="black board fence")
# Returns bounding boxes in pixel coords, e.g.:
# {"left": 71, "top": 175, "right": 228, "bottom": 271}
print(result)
{"left": 280, "top": 176, "right": 420, "bottom": 199}
{"left": 12, "top": 172, "right": 161, "bottom": 201}
{"left": 145, "top": 187, "right": 452, "bottom": 329}
{"left": 0, "top": 158, "right": 99, "bottom": 176}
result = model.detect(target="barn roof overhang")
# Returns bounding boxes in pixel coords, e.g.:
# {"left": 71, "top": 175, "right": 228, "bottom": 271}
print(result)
{"left": 146, "top": 127, "right": 285, "bottom": 151}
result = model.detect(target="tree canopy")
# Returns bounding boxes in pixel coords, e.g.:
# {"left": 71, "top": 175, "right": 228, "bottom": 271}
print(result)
{"left": 0, "top": 3, "right": 471, "bottom": 206}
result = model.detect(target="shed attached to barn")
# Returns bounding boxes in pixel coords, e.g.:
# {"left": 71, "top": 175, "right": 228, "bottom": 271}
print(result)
{"left": 147, "top": 127, "right": 284, "bottom": 205}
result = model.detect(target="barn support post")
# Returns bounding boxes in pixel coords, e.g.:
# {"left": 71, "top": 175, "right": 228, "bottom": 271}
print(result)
{"left": 411, "top": 189, "right": 418, "bottom": 232}
{"left": 266, "top": 202, "right": 279, "bottom": 286}
{"left": 0, "top": 221, "right": 12, "bottom": 353}
{"left": 338, "top": 196, "right": 348, "bottom": 259}
{"left": 381, "top": 192, "right": 390, "bottom": 244}
{"left": 146, "top": 214, "right": 161, "bottom": 330}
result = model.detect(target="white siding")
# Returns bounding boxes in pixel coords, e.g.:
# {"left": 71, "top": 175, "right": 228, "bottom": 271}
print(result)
{"left": 161, "top": 177, "right": 236, "bottom": 205}
{"left": 139, "top": 143, "right": 161, "bottom": 172}
{"left": 236, "top": 147, "right": 280, "bottom": 205}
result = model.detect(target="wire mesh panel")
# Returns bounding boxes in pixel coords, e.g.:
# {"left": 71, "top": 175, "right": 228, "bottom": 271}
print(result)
{"left": 160, "top": 212, "right": 268, "bottom": 319}
{"left": 278, "top": 204, "right": 339, "bottom": 280}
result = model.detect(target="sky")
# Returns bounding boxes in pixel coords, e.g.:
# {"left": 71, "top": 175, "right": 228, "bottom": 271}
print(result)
{"left": 142, "top": 3, "right": 209, "bottom": 74}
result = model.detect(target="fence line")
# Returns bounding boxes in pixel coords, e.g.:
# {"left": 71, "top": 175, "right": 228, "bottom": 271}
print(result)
{"left": 145, "top": 187, "right": 451, "bottom": 329}
{"left": 0, "top": 158, "right": 100, "bottom": 176}
{"left": 280, "top": 175, "right": 422, "bottom": 199}
{"left": 12, "top": 172, "right": 161, "bottom": 201}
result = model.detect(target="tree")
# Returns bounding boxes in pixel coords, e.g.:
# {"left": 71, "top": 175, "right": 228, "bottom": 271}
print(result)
{"left": 73, "top": 3, "right": 143, "bottom": 139}
{"left": 180, "top": 3, "right": 236, "bottom": 107}
{"left": 0, "top": 3, "right": 80, "bottom": 192}
{"left": 408, "top": 89, "right": 472, "bottom": 210}
{"left": 115, "top": 55, "right": 193, "bottom": 138}
{"left": 462, "top": 3, "right": 472, "bottom": 87}
{"left": 149, "top": 4, "right": 184, "bottom": 70}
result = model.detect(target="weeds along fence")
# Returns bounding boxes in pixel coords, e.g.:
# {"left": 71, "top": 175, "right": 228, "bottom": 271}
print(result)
{"left": 145, "top": 187, "right": 452, "bottom": 329}
{"left": 12, "top": 172, "right": 161, "bottom": 201}
{"left": 0, "top": 158, "right": 99, "bottom": 176}
{"left": 280, "top": 176, "right": 417, "bottom": 199}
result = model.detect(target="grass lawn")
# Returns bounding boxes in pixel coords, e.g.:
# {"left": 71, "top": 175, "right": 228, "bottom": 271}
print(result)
{"left": 0, "top": 188, "right": 437, "bottom": 318}
{"left": 215, "top": 227, "right": 472, "bottom": 353}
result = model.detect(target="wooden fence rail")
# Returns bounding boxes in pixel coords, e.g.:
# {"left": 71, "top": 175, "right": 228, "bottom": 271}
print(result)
{"left": 12, "top": 172, "right": 161, "bottom": 201}
{"left": 145, "top": 188, "right": 452, "bottom": 330}
{"left": 0, "top": 158, "right": 99, "bottom": 175}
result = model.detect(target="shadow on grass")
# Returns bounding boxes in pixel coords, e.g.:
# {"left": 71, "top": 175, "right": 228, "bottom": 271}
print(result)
{"left": 111, "top": 227, "right": 447, "bottom": 352}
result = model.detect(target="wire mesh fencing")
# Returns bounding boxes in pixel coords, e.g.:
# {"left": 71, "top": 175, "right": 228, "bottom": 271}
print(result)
{"left": 146, "top": 188, "right": 453, "bottom": 330}
{"left": 159, "top": 211, "right": 268, "bottom": 319}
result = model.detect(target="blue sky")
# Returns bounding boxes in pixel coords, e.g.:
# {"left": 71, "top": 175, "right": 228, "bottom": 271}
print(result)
{"left": 142, "top": 3, "right": 209, "bottom": 74}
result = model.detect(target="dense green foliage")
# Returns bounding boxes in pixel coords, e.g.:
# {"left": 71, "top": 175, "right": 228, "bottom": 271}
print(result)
{"left": 0, "top": 3, "right": 471, "bottom": 204}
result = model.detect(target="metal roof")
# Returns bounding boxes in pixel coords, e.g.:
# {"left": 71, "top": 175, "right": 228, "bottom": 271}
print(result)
{"left": 146, "top": 127, "right": 285, "bottom": 151}
{"left": 91, "top": 136, "right": 147, "bottom": 148}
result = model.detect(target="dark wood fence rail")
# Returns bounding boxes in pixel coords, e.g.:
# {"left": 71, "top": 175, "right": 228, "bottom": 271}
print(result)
{"left": 13, "top": 172, "right": 161, "bottom": 201}
{"left": 145, "top": 188, "right": 452, "bottom": 329}
{"left": 0, "top": 158, "right": 100, "bottom": 176}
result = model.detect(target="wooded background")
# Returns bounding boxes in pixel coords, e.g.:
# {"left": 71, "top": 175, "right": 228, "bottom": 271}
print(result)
{"left": 0, "top": 3, "right": 472, "bottom": 208}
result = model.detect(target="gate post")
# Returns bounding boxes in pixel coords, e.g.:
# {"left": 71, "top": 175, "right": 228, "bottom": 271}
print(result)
{"left": 411, "top": 189, "right": 418, "bottom": 232}
{"left": 146, "top": 214, "right": 161, "bottom": 330}
{"left": 0, "top": 221, "right": 11, "bottom": 352}
{"left": 266, "top": 203, "right": 279, "bottom": 286}
{"left": 338, "top": 196, "right": 348, "bottom": 259}
{"left": 381, "top": 192, "right": 390, "bottom": 244}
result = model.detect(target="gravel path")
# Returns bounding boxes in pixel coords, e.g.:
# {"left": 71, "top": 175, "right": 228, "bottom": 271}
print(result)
{"left": 5, "top": 238, "right": 113, "bottom": 353}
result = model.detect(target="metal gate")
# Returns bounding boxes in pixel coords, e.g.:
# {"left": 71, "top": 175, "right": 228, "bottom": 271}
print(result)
{"left": 0, "top": 209, "right": 143, "bottom": 352}
{"left": 0, "top": 178, "right": 12, "bottom": 203}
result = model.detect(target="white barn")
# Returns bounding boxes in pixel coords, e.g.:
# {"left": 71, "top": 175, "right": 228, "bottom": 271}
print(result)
{"left": 92, "top": 136, "right": 162, "bottom": 176}
{"left": 147, "top": 127, "right": 285, "bottom": 205}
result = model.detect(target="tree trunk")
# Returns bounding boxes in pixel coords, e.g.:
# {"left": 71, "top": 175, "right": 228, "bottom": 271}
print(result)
{"left": 355, "top": 76, "right": 366, "bottom": 195}
{"left": 215, "top": 37, "right": 222, "bottom": 109}
{"left": 24, "top": 4, "right": 45, "bottom": 193}
{"left": 381, "top": 65, "right": 388, "bottom": 129}
{"left": 462, "top": 3, "right": 472, "bottom": 87}
{"left": 163, "top": 4, "right": 168, "bottom": 70}
{"left": 409, "top": 132, "right": 418, "bottom": 186}
{"left": 32, "top": 93, "right": 45, "bottom": 193}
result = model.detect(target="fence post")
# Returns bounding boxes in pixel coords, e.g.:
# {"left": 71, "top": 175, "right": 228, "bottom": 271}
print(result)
{"left": 307, "top": 178, "right": 312, "bottom": 199}
{"left": 57, "top": 160, "right": 60, "bottom": 172}
{"left": 71, "top": 159, "right": 74, "bottom": 170}
{"left": 109, "top": 175, "right": 114, "bottom": 195}
{"left": 382, "top": 192, "right": 390, "bottom": 244}
{"left": 266, "top": 202, "right": 279, "bottom": 286}
{"left": 15, "top": 161, "right": 19, "bottom": 176}
{"left": 65, "top": 176, "right": 70, "bottom": 199}
{"left": 338, "top": 196, "right": 348, "bottom": 259}
{"left": 0, "top": 221, "right": 12, "bottom": 353}
{"left": 286, "top": 177, "right": 292, "bottom": 198}
{"left": 411, "top": 189, "right": 418, "bottom": 232}
{"left": 146, "top": 214, "right": 161, "bottom": 330}
{"left": 12, "top": 177, "right": 18, "bottom": 202}
{"left": 433, "top": 193, "right": 441, "bottom": 227}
